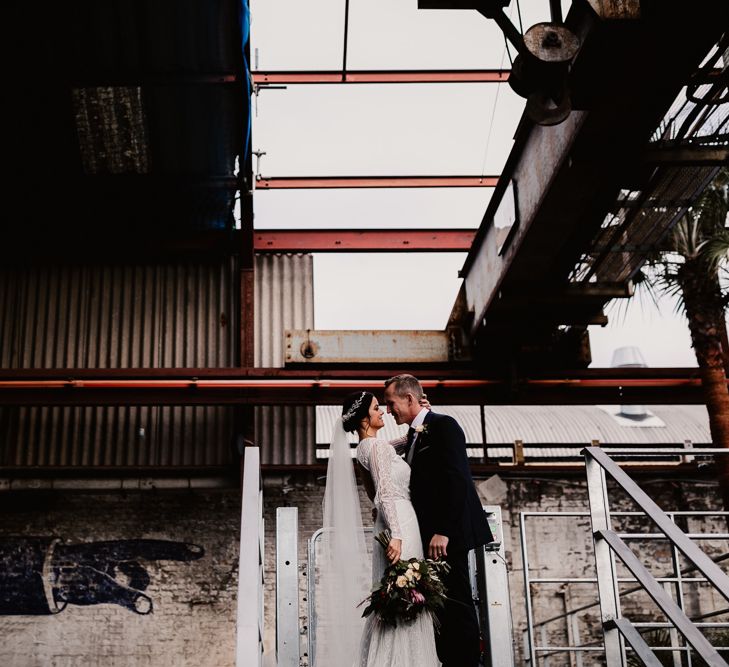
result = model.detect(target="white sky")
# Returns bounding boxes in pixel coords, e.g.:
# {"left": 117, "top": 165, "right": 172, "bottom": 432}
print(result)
{"left": 250, "top": 0, "right": 711, "bottom": 368}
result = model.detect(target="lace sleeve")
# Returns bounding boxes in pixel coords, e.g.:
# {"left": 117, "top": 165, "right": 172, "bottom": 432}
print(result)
{"left": 388, "top": 435, "right": 408, "bottom": 456}
{"left": 369, "top": 440, "right": 402, "bottom": 540}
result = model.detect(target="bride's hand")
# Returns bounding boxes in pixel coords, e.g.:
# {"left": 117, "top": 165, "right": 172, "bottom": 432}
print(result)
{"left": 419, "top": 393, "right": 431, "bottom": 410}
{"left": 386, "top": 538, "right": 402, "bottom": 564}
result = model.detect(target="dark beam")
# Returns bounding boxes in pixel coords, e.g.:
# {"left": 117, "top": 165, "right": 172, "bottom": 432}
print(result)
{"left": 0, "top": 367, "right": 717, "bottom": 406}
{"left": 253, "top": 70, "right": 509, "bottom": 84}
{"left": 256, "top": 176, "right": 499, "bottom": 189}
{"left": 254, "top": 229, "right": 476, "bottom": 252}
{"left": 642, "top": 145, "right": 729, "bottom": 167}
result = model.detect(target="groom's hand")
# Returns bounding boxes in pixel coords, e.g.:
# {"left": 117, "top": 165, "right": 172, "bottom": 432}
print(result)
{"left": 428, "top": 534, "right": 449, "bottom": 560}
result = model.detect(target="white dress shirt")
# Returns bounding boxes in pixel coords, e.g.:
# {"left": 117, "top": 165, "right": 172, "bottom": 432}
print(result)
{"left": 406, "top": 408, "right": 429, "bottom": 464}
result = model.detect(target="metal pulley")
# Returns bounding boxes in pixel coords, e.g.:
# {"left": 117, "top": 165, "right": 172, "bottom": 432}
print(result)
{"left": 508, "top": 22, "right": 580, "bottom": 126}
{"left": 523, "top": 23, "right": 581, "bottom": 63}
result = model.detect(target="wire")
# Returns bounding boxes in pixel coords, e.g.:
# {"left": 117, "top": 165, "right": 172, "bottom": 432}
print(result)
{"left": 479, "top": 45, "right": 507, "bottom": 180}
{"left": 479, "top": 1, "right": 518, "bottom": 180}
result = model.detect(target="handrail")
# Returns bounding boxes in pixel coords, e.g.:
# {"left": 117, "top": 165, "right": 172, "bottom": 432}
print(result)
{"left": 604, "top": 619, "right": 662, "bottom": 667}
{"left": 532, "top": 550, "right": 729, "bottom": 630}
{"left": 582, "top": 446, "right": 729, "bottom": 601}
{"left": 598, "top": 528, "right": 726, "bottom": 666}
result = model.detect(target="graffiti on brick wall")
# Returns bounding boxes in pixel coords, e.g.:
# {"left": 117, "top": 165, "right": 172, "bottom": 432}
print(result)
{"left": 0, "top": 537, "right": 205, "bottom": 615}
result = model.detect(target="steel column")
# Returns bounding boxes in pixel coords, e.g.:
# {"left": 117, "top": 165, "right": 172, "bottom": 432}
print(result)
{"left": 276, "top": 507, "right": 300, "bottom": 666}
{"left": 236, "top": 447, "right": 264, "bottom": 667}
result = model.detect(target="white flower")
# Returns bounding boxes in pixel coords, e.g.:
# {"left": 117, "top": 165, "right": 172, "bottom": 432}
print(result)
{"left": 411, "top": 562, "right": 420, "bottom": 571}
{"left": 395, "top": 575, "right": 408, "bottom": 588}
{"left": 404, "top": 569, "right": 414, "bottom": 581}
{"left": 414, "top": 425, "right": 426, "bottom": 433}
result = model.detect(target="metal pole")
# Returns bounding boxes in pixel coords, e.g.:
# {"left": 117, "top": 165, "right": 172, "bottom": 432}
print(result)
{"left": 307, "top": 529, "right": 322, "bottom": 667}
{"left": 520, "top": 512, "right": 537, "bottom": 665}
{"left": 276, "top": 507, "right": 300, "bottom": 666}
{"left": 236, "top": 447, "right": 263, "bottom": 667}
{"left": 481, "top": 506, "right": 515, "bottom": 667}
{"left": 584, "top": 455, "right": 626, "bottom": 666}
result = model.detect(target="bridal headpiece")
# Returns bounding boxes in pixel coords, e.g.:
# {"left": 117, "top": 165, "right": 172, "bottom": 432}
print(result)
{"left": 342, "top": 391, "right": 367, "bottom": 423}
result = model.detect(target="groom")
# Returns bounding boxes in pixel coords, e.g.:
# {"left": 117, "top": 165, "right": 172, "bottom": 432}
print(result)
{"left": 384, "top": 374, "right": 493, "bottom": 667}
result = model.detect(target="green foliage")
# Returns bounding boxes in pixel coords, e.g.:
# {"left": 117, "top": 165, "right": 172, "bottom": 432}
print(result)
{"left": 620, "top": 168, "right": 729, "bottom": 322}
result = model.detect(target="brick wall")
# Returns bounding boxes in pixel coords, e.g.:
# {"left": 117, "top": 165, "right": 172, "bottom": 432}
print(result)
{"left": 1, "top": 470, "right": 723, "bottom": 666}
{"left": 0, "top": 490, "right": 241, "bottom": 667}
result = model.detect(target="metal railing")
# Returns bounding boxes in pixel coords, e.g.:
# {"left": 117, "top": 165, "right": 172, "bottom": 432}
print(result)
{"left": 585, "top": 446, "right": 729, "bottom": 666}
{"left": 521, "top": 509, "right": 729, "bottom": 665}
{"left": 236, "top": 447, "right": 265, "bottom": 667}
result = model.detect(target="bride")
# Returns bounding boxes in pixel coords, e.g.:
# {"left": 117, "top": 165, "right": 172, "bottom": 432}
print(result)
{"left": 317, "top": 390, "right": 439, "bottom": 667}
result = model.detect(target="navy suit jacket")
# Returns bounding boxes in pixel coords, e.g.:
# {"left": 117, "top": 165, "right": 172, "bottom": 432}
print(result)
{"left": 409, "top": 411, "right": 493, "bottom": 552}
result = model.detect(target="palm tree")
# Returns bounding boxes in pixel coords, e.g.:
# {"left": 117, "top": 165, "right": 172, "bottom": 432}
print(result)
{"left": 633, "top": 167, "right": 729, "bottom": 512}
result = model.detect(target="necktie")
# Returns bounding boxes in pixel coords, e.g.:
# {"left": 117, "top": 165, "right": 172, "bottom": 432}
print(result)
{"left": 405, "top": 426, "right": 416, "bottom": 458}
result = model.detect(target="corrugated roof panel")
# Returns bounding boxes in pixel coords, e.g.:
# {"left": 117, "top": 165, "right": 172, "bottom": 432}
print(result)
{"left": 254, "top": 254, "right": 316, "bottom": 465}
{"left": 316, "top": 405, "right": 712, "bottom": 448}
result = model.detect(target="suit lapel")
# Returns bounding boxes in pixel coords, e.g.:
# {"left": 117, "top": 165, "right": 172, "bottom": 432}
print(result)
{"left": 411, "top": 411, "right": 435, "bottom": 460}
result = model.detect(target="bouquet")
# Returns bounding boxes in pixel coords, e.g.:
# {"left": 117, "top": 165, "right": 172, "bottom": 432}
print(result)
{"left": 359, "top": 529, "right": 451, "bottom": 627}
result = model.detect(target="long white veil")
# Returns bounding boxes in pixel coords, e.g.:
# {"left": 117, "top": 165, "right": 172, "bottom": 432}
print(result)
{"left": 316, "top": 417, "right": 370, "bottom": 667}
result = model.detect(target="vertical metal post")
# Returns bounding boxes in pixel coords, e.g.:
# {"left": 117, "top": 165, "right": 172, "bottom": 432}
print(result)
{"left": 568, "top": 612, "right": 584, "bottom": 667}
{"left": 520, "top": 512, "right": 537, "bottom": 665}
{"left": 541, "top": 625, "right": 550, "bottom": 667}
{"left": 236, "top": 447, "right": 263, "bottom": 667}
{"left": 276, "top": 507, "right": 300, "bottom": 667}
{"left": 584, "top": 453, "right": 626, "bottom": 666}
{"left": 307, "top": 530, "right": 323, "bottom": 667}
{"left": 669, "top": 513, "right": 691, "bottom": 667}
{"left": 479, "top": 506, "right": 515, "bottom": 667}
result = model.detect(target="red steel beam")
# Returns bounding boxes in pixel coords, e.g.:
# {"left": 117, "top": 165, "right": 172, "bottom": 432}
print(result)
{"left": 252, "top": 70, "right": 510, "bottom": 85}
{"left": 253, "top": 229, "right": 476, "bottom": 252}
{"left": 0, "top": 368, "right": 717, "bottom": 406}
{"left": 256, "top": 176, "right": 499, "bottom": 189}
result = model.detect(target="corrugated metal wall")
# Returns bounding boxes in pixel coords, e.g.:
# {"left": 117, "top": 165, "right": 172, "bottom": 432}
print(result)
{"left": 0, "top": 260, "right": 237, "bottom": 467}
{"left": 0, "top": 260, "right": 236, "bottom": 368}
{"left": 254, "top": 254, "right": 316, "bottom": 465}
{"left": 1, "top": 406, "right": 233, "bottom": 467}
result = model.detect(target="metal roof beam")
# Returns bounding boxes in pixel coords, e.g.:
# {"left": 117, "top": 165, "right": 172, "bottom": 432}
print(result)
{"left": 253, "top": 229, "right": 476, "bottom": 252}
{"left": 252, "top": 70, "right": 509, "bottom": 85}
{"left": 256, "top": 176, "right": 499, "bottom": 189}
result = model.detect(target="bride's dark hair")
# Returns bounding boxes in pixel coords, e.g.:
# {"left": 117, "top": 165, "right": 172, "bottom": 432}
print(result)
{"left": 341, "top": 391, "right": 375, "bottom": 433}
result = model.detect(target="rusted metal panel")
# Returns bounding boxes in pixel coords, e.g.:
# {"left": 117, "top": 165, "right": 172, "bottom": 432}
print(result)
{"left": 72, "top": 87, "right": 150, "bottom": 175}
{"left": 254, "top": 229, "right": 476, "bottom": 252}
{"left": 462, "top": 111, "right": 587, "bottom": 332}
{"left": 252, "top": 70, "right": 509, "bottom": 84}
{"left": 285, "top": 330, "right": 451, "bottom": 364}
{"left": 586, "top": 0, "right": 640, "bottom": 19}
{"left": 256, "top": 176, "right": 499, "bottom": 190}
{"left": 254, "top": 254, "right": 315, "bottom": 465}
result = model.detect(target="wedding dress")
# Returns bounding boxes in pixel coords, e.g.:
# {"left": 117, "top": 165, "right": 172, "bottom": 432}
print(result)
{"left": 356, "top": 437, "right": 440, "bottom": 667}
